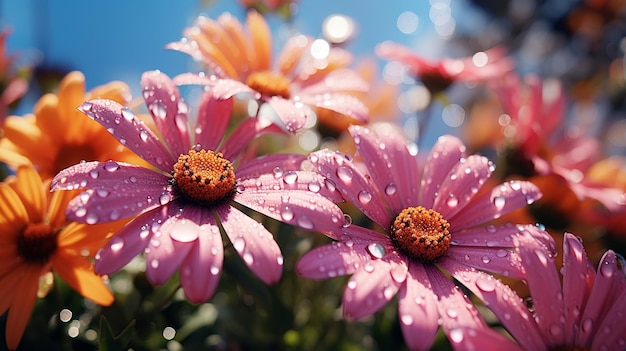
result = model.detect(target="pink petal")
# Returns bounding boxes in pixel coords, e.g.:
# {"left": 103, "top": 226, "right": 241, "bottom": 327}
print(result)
{"left": 442, "top": 257, "right": 547, "bottom": 351}
{"left": 349, "top": 125, "right": 419, "bottom": 213}
{"left": 268, "top": 96, "right": 311, "bottom": 132}
{"left": 376, "top": 41, "right": 437, "bottom": 76}
{"left": 517, "top": 234, "right": 565, "bottom": 344}
{"left": 449, "top": 223, "right": 521, "bottom": 247}
{"left": 219, "top": 116, "right": 284, "bottom": 160}
{"left": 591, "top": 289, "right": 626, "bottom": 351}
{"left": 95, "top": 206, "right": 172, "bottom": 275}
{"left": 141, "top": 70, "right": 191, "bottom": 156}
{"left": 308, "top": 149, "right": 392, "bottom": 228}
{"left": 561, "top": 233, "right": 595, "bottom": 341}
{"left": 78, "top": 99, "right": 174, "bottom": 172}
{"left": 234, "top": 189, "right": 346, "bottom": 232}
{"left": 237, "top": 171, "right": 343, "bottom": 202}
{"left": 145, "top": 214, "right": 195, "bottom": 286}
{"left": 235, "top": 153, "right": 306, "bottom": 178}
{"left": 576, "top": 250, "right": 624, "bottom": 345}
{"left": 433, "top": 155, "right": 494, "bottom": 219}
{"left": 53, "top": 162, "right": 171, "bottom": 224}
{"left": 217, "top": 205, "right": 282, "bottom": 284}
{"left": 447, "top": 326, "right": 523, "bottom": 351}
{"left": 418, "top": 135, "right": 467, "bottom": 207}
{"left": 179, "top": 213, "right": 224, "bottom": 303}
{"left": 446, "top": 246, "right": 525, "bottom": 279}
{"left": 194, "top": 93, "right": 233, "bottom": 151}
{"left": 296, "top": 226, "right": 395, "bottom": 278}
{"left": 342, "top": 258, "right": 403, "bottom": 320}
{"left": 298, "top": 93, "right": 369, "bottom": 123}
{"left": 166, "top": 40, "right": 205, "bottom": 65}
{"left": 398, "top": 263, "right": 439, "bottom": 350}
{"left": 448, "top": 180, "right": 541, "bottom": 229}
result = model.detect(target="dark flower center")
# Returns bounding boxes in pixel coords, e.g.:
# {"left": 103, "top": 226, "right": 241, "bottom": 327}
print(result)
{"left": 418, "top": 69, "right": 455, "bottom": 95}
{"left": 390, "top": 206, "right": 451, "bottom": 262}
{"left": 17, "top": 223, "right": 58, "bottom": 264}
{"left": 172, "top": 149, "right": 236, "bottom": 206}
{"left": 245, "top": 70, "right": 291, "bottom": 99}
{"left": 54, "top": 144, "right": 97, "bottom": 175}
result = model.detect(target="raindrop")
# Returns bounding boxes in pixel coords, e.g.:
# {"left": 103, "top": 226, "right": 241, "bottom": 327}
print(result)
{"left": 96, "top": 188, "right": 110, "bottom": 198}
{"left": 243, "top": 251, "right": 254, "bottom": 264}
{"left": 383, "top": 286, "right": 395, "bottom": 299}
{"left": 363, "top": 263, "right": 375, "bottom": 272}
{"left": 150, "top": 259, "right": 159, "bottom": 269}
{"left": 149, "top": 101, "right": 168, "bottom": 119}
{"left": 336, "top": 166, "right": 353, "bottom": 183}
{"left": 342, "top": 214, "right": 352, "bottom": 227}
{"left": 510, "top": 181, "right": 521, "bottom": 190}
{"left": 496, "top": 249, "right": 508, "bottom": 258}
{"left": 121, "top": 108, "right": 135, "bottom": 122}
{"left": 233, "top": 237, "right": 245, "bottom": 252}
{"left": 273, "top": 167, "right": 283, "bottom": 178}
{"left": 347, "top": 279, "right": 357, "bottom": 289}
{"left": 400, "top": 314, "right": 414, "bottom": 325}
{"left": 366, "top": 243, "right": 386, "bottom": 259}
{"left": 282, "top": 171, "right": 298, "bottom": 185}
{"left": 89, "top": 169, "right": 99, "bottom": 179}
{"left": 277, "top": 255, "right": 284, "bottom": 265}
{"left": 449, "top": 329, "right": 464, "bottom": 343}
{"left": 297, "top": 217, "right": 315, "bottom": 230}
{"left": 159, "top": 192, "right": 172, "bottom": 205}
{"left": 582, "top": 318, "right": 593, "bottom": 333}
{"left": 493, "top": 196, "right": 506, "bottom": 210}
{"left": 475, "top": 275, "right": 496, "bottom": 292}
{"left": 110, "top": 210, "right": 120, "bottom": 221}
{"left": 140, "top": 129, "right": 149, "bottom": 142}
{"left": 600, "top": 261, "right": 614, "bottom": 278}
{"left": 324, "top": 178, "right": 337, "bottom": 192}
{"left": 236, "top": 184, "right": 245, "bottom": 193}
{"left": 308, "top": 182, "right": 321, "bottom": 193}
{"left": 446, "top": 195, "right": 458, "bottom": 208}
{"left": 210, "top": 264, "right": 220, "bottom": 275}
{"left": 446, "top": 308, "right": 458, "bottom": 319}
{"left": 481, "top": 256, "right": 491, "bottom": 264}
{"left": 385, "top": 183, "right": 397, "bottom": 195}
{"left": 109, "top": 237, "right": 124, "bottom": 252}
{"left": 281, "top": 207, "right": 295, "bottom": 221}
{"left": 86, "top": 213, "right": 99, "bottom": 224}
{"left": 358, "top": 190, "right": 372, "bottom": 204}
{"left": 104, "top": 160, "right": 120, "bottom": 172}
{"left": 75, "top": 206, "right": 87, "bottom": 218}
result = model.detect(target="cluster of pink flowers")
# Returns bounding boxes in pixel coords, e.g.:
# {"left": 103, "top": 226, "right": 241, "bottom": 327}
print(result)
{"left": 2, "top": 4, "right": 625, "bottom": 351}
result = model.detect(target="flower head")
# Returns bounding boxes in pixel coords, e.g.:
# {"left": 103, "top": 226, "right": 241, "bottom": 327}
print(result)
{"left": 0, "top": 165, "right": 118, "bottom": 350}
{"left": 51, "top": 70, "right": 346, "bottom": 303}
{"left": 0, "top": 71, "right": 141, "bottom": 179}
{"left": 376, "top": 42, "right": 513, "bottom": 95}
{"left": 168, "top": 11, "right": 369, "bottom": 132}
{"left": 297, "top": 124, "right": 551, "bottom": 350}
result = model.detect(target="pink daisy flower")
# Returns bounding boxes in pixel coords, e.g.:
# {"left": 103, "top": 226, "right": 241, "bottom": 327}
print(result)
{"left": 296, "top": 124, "right": 552, "bottom": 350}
{"left": 50, "top": 70, "right": 345, "bottom": 303}
{"left": 376, "top": 41, "right": 513, "bottom": 94}
{"left": 167, "top": 11, "right": 369, "bottom": 132}
{"left": 451, "top": 230, "right": 626, "bottom": 351}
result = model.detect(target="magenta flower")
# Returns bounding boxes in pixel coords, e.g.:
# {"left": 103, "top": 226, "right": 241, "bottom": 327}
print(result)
{"left": 296, "top": 124, "right": 551, "bottom": 350}
{"left": 167, "top": 11, "right": 369, "bottom": 132}
{"left": 451, "top": 230, "right": 626, "bottom": 351}
{"left": 51, "top": 70, "right": 345, "bottom": 303}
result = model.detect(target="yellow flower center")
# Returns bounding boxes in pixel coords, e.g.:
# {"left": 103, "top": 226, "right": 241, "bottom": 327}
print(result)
{"left": 390, "top": 206, "right": 451, "bottom": 262}
{"left": 172, "top": 149, "right": 236, "bottom": 205}
{"left": 17, "top": 223, "right": 58, "bottom": 264}
{"left": 245, "top": 71, "right": 291, "bottom": 99}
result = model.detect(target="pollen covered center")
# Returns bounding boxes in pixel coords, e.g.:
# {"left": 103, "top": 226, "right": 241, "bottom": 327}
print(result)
{"left": 390, "top": 206, "right": 451, "bottom": 262}
{"left": 245, "top": 70, "right": 291, "bottom": 99}
{"left": 172, "top": 149, "right": 236, "bottom": 205}
{"left": 17, "top": 223, "right": 58, "bottom": 264}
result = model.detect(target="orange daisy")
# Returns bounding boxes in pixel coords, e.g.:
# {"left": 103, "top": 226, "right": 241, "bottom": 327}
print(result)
{"left": 0, "top": 71, "right": 143, "bottom": 179}
{"left": 0, "top": 165, "right": 124, "bottom": 350}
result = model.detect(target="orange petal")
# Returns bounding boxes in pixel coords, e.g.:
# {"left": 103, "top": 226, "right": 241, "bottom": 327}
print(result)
{"left": 1, "top": 114, "right": 53, "bottom": 168}
{"left": 6, "top": 264, "right": 40, "bottom": 350}
{"left": 187, "top": 24, "right": 239, "bottom": 79}
{"left": 0, "top": 267, "right": 23, "bottom": 316}
{"left": 88, "top": 81, "right": 131, "bottom": 105}
{"left": 0, "top": 182, "right": 28, "bottom": 225}
{"left": 10, "top": 166, "right": 45, "bottom": 223}
{"left": 52, "top": 253, "right": 114, "bottom": 306}
{"left": 246, "top": 11, "right": 272, "bottom": 71}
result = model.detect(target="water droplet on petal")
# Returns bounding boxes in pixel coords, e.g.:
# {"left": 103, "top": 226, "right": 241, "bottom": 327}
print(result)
{"left": 243, "top": 251, "right": 254, "bottom": 264}
{"left": 446, "top": 195, "right": 458, "bottom": 208}
{"left": 336, "top": 166, "right": 353, "bottom": 183}
{"left": 366, "top": 243, "right": 386, "bottom": 259}
{"left": 121, "top": 108, "right": 135, "bottom": 122}
{"left": 400, "top": 314, "right": 414, "bottom": 325}
{"left": 342, "top": 214, "right": 352, "bottom": 227}
{"left": 89, "top": 169, "right": 99, "bottom": 179}
{"left": 210, "top": 264, "right": 220, "bottom": 275}
{"left": 150, "top": 259, "right": 160, "bottom": 269}
{"left": 297, "top": 217, "right": 314, "bottom": 230}
{"left": 475, "top": 275, "right": 496, "bottom": 292}
{"left": 75, "top": 206, "right": 87, "bottom": 218}
{"left": 493, "top": 196, "right": 506, "bottom": 210}
{"left": 104, "top": 160, "right": 120, "bottom": 172}
{"left": 86, "top": 213, "right": 99, "bottom": 224}
{"left": 233, "top": 237, "right": 245, "bottom": 252}
{"left": 140, "top": 129, "right": 149, "bottom": 142}
{"left": 109, "top": 237, "right": 124, "bottom": 252}
{"left": 481, "top": 256, "right": 491, "bottom": 264}
{"left": 308, "top": 182, "right": 321, "bottom": 193}
{"left": 159, "top": 192, "right": 172, "bottom": 205}
{"left": 449, "top": 329, "right": 464, "bottom": 343}
{"left": 273, "top": 167, "right": 283, "bottom": 178}
{"left": 600, "top": 261, "right": 614, "bottom": 278}
{"left": 282, "top": 171, "right": 298, "bottom": 184}
{"left": 385, "top": 183, "right": 397, "bottom": 195}
{"left": 358, "top": 190, "right": 372, "bottom": 204}
{"left": 281, "top": 206, "right": 295, "bottom": 221}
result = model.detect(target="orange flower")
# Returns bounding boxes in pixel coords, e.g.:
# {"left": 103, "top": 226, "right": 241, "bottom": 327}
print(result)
{"left": 0, "top": 165, "right": 124, "bottom": 350}
{"left": 0, "top": 71, "right": 143, "bottom": 179}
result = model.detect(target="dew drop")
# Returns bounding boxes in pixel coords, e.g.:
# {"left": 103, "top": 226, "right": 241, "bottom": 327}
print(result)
{"left": 336, "top": 166, "right": 353, "bottom": 183}
{"left": 75, "top": 206, "right": 87, "bottom": 218}
{"left": 383, "top": 286, "right": 395, "bottom": 299}
{"left": 104, "top": 160, "right": 120, "bottom": 172}
{"left": 282, "top": 171, "right": 298, "bottom": 185}
{"left": 385, "top": 183, "right": 397, "bottom": 195}
{"left": 600, "top": 261, "right": 614, "bottom": 278}
{"left": 496, "top": 249, "right": 508, "bottom": 258}
{"left": 582, "top": 318, "right": 593, "bottom": 333}
{"left": 159, "top": 192, "right": 172, "bottom": 205}
{"left": 493, "top": 196, "right": 506, "bottom": 210}
{"left": 243, "top": 251, "right": 254, "bottom": 264}
{"left": 139, "top": 129, "right": 149, "bottom": 142}
{"left": 400, "top": 314, "right": 414, "bottom": 325}
{"left": 273, "top": 167, "right": 283, "bottom": 178}
{"left": 366, "top": 243, "right": 386, "bottom": 259}
{"left": 89, "top": 169, "right": 99, "bottom": 179}
{"left": 150, "top": 259, "right": 160, "bottom": 269}
{"left": 475, "top": 275, "right": 496, "bottom": 292}
{"left": 446, "top": 195, "right": 459, "bottom": 208}
{"left": 324, "top": 178, "right": 337, "bottom": 192}
{"left": 149, "top": 101, "right": 168, "bottom": 119}
{"left": 347, "top": 279, "right": 357, "bottom": 289}
{"left": 449, "top": 329, "right": 464, "bottom": 343}
{"left": 110, "top": 210, "right": 120, "bottom": 221}
{"left": 233, "top": 237, "right": 245, "bottom": 252}
{"left": 210, "top": 264, "right": 220, "bottom": 275}
{"left": 358, "top": 190, "right": 372, "bottom": 204}
{"left": 308, "top": 182, "right": 321, "bottom": 193}
{"left": 297, "top": 217, "right": 314, "bottom": 230}
{"left": 342, "top": 214, "right": 352, "bottom": 227}
{"left": 96, "top": 188, "right": 110, "bottom": 198}
{"left": 281, "top": 206, "right": 295, "bottom": 221}
{"left": 109, "top": 237, "right": 124, "bottom": 252}
{"left": 481, "top": 256, "right": 491, "bottom": 264}
{"left": 121, "top": 108, "right": 135, "bottom": 122}
{"left": 86, "top": 213, "right": 99, "bottom": 224}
